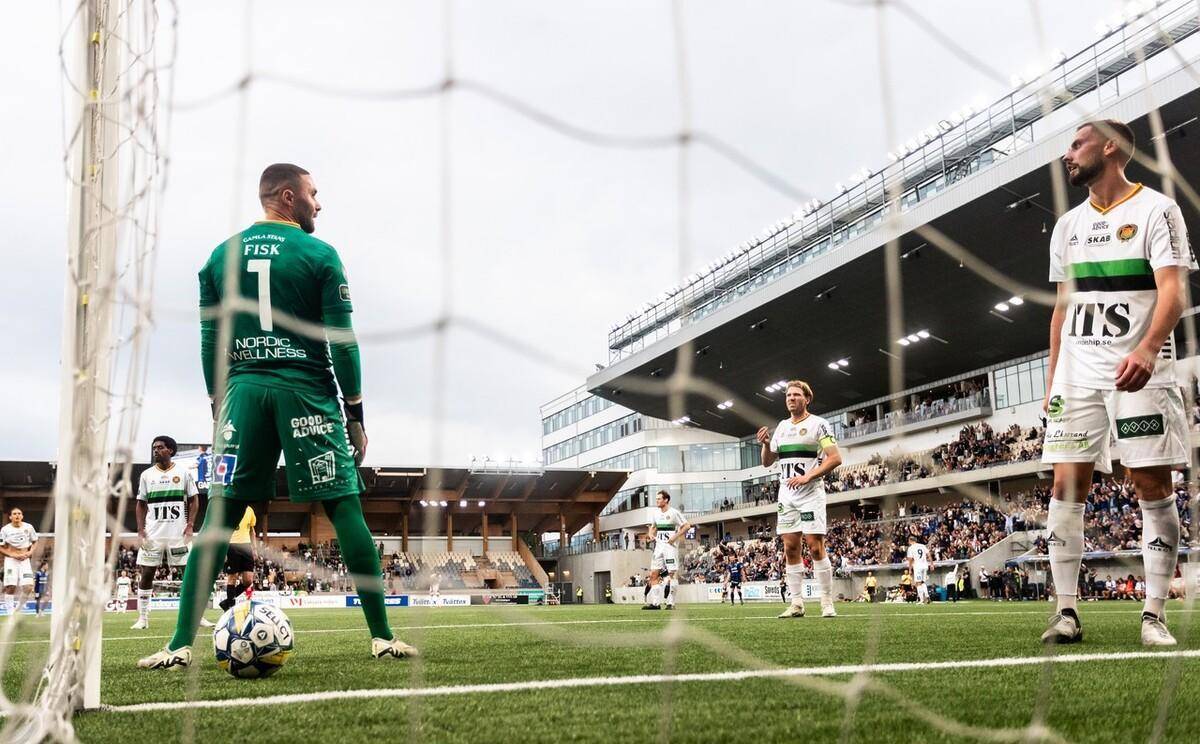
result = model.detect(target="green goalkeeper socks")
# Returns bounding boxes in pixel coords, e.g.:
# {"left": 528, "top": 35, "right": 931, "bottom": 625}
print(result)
{"left": 169, "top": 492, "right": 391, "bottom": 651}
{"left": 323, "top": 494, "right": 393, "bottom": 641}
{"left": 169, "top": 497, "right": 243, "bottom": 651}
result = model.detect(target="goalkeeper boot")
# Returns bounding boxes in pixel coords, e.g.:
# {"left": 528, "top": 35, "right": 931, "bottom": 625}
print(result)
{"left": 137, "top": 645, "right": 192, "bottom": 669}
{"left": 777, "top": 602, "right": 806, "bottom": 619}
{"left": 199, "top": 616, "right": 215, "bottom": 628}
{"left": 372, "top": 637, "right": 419, "bottom": 659}
{"left": 130, "top": 616, "right": 149, "bottom": 630}
{"left": 1140, "top": 612, "right": 1177, "bottom": 647}
{"left": 1040, "top": 609, "right": 1082, "bottom": 644}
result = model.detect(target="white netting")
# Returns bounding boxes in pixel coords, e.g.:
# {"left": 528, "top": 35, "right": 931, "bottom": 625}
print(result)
{"left": 7, "top": 1, "right": 1200, "bottom": 742}
{"left": 0, "top": 0, "right": 173, "bottom": 740}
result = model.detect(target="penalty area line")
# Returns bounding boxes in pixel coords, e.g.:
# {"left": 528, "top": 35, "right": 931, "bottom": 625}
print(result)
{"left": 100, "top": 649, "right": 1200, "bottom": 714}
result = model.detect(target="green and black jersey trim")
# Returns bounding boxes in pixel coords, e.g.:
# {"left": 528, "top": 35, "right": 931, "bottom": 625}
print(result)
{"left": 777, "top": 443, "right": 821, "bottom": 458}
{"left": 1068, "top": 258, "right": 1155, "bottom": 292}
{"left": 143, "top": 490, "right": 188, "bottom": 503}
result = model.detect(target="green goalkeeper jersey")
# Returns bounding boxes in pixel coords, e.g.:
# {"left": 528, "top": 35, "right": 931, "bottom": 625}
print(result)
{"left": 199, "top": 220, "right": 354, "bottom": 395}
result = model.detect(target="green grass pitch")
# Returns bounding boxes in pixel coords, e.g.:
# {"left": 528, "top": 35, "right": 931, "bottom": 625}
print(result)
{"left": 3, "top": 600, "right": 1199, "bottom": 743}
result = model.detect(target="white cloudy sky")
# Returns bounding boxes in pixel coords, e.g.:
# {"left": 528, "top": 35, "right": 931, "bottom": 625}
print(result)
{"left": 2, "top": 0, "right": 1129, "bottom": 465}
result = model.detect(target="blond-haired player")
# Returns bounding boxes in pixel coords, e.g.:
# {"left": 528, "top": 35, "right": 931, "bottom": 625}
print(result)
{"left": 758, "top": 381, "right": 842, "bottom": 618}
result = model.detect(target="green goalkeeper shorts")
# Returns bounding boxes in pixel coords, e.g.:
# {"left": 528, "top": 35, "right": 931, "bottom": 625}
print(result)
{"left": 210, "top": 381, "right": 363, "bottom": 502}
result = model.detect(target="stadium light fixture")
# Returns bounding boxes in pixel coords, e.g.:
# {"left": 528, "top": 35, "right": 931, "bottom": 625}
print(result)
{"left": 827, "top": 362, "right": 839, "bottom": 370}
{"left": 478, "top": 500, "right": 485, "bottom": 507}
{"left": 995, "top": 302, "right": 1010, "bottom": 312}
{"left": 419, "top": 500, "right": 428, "bottom": 507}
{"left": 459, "top": 499, "right": 467, "bottom": 508}
{"left": 440, "top": 500, "right": 448, "bottom": 507}
{"left": 775, "top": 380, "right": 786, "bottom": 388}
{"left": 764, "top": 385, "right": 775, "bottom": 393}
{"left": 1009, "top": 296, "right": 1024, "bottom": 306}
{"left": 917, "top": 330, "right": 930, "bottom": 339}
{"left": 837, "top": 359, "right": 849, "bottom": 367}
{"left": 897, "top": 337, "right": 911, "bottom": 346}
{"left": 906, "top": 333, "right": 920, "bottom": 343}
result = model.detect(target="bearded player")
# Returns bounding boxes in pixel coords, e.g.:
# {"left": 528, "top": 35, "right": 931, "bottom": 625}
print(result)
{"left": 139, "top": 164, "right": 417, "bottom": 669}
{"left": 1041, "top": 121, "right": 1195, "bottom": 646}
{"left": 758, "top": 380, "right": 842, "bottom": 619}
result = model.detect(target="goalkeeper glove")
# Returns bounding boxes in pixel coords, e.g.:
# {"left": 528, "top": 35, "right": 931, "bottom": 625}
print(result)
{"left": 344, "top": 399, "right": 367, "bottom": 466}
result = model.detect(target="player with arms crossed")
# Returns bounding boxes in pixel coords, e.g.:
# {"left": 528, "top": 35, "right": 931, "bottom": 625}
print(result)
{"left": 758, "top": 380, "right": 842, "bottom": 618}
{"left": 906, "top": 534, "right": 931, "bottom": 604}
{"left": 1, "top": 508, "right": 38, "bottom": 616}
{"left": 1041, "top": 120, "right": 1195, "bottom": 646}
{"left": 140, "top": 164, "right": 416, "bottom": 669}
{"left": 642, "top": 491, "right": 692, "bottom": 610}
{"left": 132, "top": 436, "right": 209, "bottom": 630}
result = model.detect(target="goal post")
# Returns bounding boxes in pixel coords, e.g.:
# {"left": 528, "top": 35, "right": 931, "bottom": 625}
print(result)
{"left": 47, "top": 0, "right": 123, "bottom": 715}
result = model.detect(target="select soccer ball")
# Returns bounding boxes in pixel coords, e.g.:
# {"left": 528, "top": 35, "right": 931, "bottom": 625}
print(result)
{"left": 213, "top": 600, "right": 294, "bottom": 678}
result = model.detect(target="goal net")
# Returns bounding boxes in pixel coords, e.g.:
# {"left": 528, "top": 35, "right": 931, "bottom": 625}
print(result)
{"left": 5, "top": 1, "right": 1200, "bottom": 743}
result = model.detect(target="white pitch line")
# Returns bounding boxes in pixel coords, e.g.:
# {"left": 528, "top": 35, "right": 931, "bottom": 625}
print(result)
{"left": 100, "top": 649, "right": 1200, "bottom": 714}
{"left": 0, "top": 606, "right": 1194, "bottom": 646}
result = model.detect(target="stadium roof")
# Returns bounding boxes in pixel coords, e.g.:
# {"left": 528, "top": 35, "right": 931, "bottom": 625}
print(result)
{"left": 587, "top": 66, "right": 1200, "bottom": 437}
{"left": 0, "top": 462, "right": 628, "bottom": 538}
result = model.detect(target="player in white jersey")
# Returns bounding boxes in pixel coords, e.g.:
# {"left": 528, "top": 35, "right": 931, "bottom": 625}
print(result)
{"left": 1041, "top": 120, "right": 1195, "bottom": 647}
{"left": 758, "top": 380, "right": 842, "bottom": 619}
{"left": 114, "top": 571, "right": 132, "bottom": 612}
{"left": 1, "top": 508, "right": 39, "bottom": 616}
{"left": 641, "top": 491, "right": 692, "bottom": 610}
{"left": 132, "top": 436, "right": 206, "bottom": 630}
{"left": 906, "top": 535, "right": 931, "bottom": 604}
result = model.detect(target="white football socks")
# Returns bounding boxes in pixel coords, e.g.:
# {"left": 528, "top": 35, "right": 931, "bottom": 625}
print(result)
{"left": 1140, "top": 496, "right": 1180, "bottom": 619}
{"left": 666, "top": 578, "right": 676, "bottom": 606}
{"left": 785, "top": 562, "right": 805, "bottom": 606}
{"left": 137, "top": 588, "right": 152, "bottom": 620}
{"left": 813, "top": 556, "right": 833, "bottom": 605}
{"left": 1047, "top": 499, "right": 1085, "bottom": 613}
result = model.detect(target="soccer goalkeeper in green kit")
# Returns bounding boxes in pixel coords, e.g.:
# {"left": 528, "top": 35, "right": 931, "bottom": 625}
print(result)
{"left": 139, "top": 163, "right": 418, "bottom": 669}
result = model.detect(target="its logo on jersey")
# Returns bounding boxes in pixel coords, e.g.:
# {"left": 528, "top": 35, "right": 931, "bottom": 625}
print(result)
{"left": 1117, "top": 224, "right": 1138, "bottom": 241}
{"left": 212, "top": 454, "right": 237, "bottom": 485}
{"left": 1066, "top": 302, "right": 1131, "bottom": 340}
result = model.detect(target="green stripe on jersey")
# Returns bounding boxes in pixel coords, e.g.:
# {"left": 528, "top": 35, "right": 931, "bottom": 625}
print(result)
{"left": 778, "top": 443, "right": 820, "bottom": 456}
{"left": 1068, "top": 259, "right": 1152, "bottom": 278}
{"left": 655, "top": 523, "right": 676, "bottom": 530}
{"left": 145, "top": 490, "right": 187, "bottom": 502}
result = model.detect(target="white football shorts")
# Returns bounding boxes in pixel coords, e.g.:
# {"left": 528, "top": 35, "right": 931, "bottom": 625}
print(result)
{"left": 776, "top": 492, "right": 827, "bottom": 536}
{"left": 137, "top": 537, "right": 191, "bottom": 567}
{"left": 3, "top": 557, "right": 34, "bottom": 588}
{"left": 1042, "top": 384, "right": 1188, "bottom": 473}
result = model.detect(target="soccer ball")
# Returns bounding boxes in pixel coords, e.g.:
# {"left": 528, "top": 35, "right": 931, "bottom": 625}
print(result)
{"left": 213, "top": 600, "right": 294, "bottom": 678}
